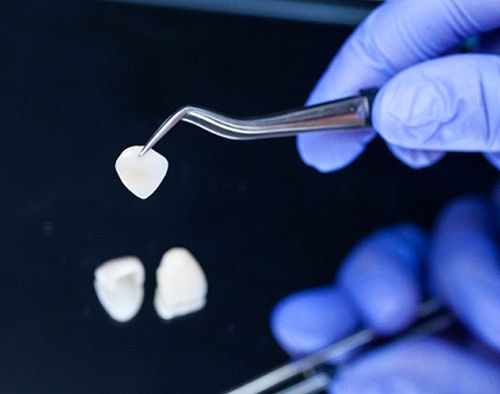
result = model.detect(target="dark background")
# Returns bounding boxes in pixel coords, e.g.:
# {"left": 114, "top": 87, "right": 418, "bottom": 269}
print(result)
{"left": 0, "top": 1, "right": 497, "bottom": 393}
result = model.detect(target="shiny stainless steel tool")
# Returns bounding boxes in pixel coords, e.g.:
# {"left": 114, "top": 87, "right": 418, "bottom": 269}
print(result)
{"left": 223, "top": 300, "right": 453, "bottom": 394}
{"left": 139, "top": 90, "right": 378, "bottom": 156}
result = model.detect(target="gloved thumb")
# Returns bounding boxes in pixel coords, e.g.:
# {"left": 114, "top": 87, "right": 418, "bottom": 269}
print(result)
{"left": 373, "top": 54, "right": 500, "bottom": 167}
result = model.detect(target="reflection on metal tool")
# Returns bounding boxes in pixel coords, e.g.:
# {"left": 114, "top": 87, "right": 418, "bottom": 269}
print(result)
{"left": 223, "top": 299, "right": 454, "bottom": 394}
{"left": 139, "top": 89, "right": 378, "bottom": 157}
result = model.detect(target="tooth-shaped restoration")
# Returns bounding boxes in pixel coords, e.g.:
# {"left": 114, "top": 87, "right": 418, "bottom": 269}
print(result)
{"left": 154, "top": 248, "right": 208, "bottom": 320}
{"left": 115, "top": 145, "right": 169, "bottom": 200}
{"left": 94, "top": 256, "right": 145, "bottom": 323}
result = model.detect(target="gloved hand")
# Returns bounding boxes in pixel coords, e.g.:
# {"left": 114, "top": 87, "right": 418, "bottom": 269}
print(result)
{"left": 271, "top": 184, "right": 500, "bottom": 393}
{"left": 300, "top": 0, "right": 500, "bottom": 171}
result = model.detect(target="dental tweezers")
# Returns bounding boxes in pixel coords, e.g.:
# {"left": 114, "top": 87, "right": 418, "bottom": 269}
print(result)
{"left": 223, "top": 300, "right": 454, "bottom": 394}
{"left": 139, "top": 90, "right": 378, "bottom": 156}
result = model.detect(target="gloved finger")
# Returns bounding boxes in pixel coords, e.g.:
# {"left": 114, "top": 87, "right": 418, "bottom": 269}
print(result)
{"left": 270, "top": 223, "right": 427, "bottom": 355}
{"left": 386, "top": 144, "right": 446, "bottom": 170}
{"left": 270, "top": 287, "right": 359, "bottom": 357}
{"left": 373, "top": 54, "right": 500, "bottom": 154}
{"left": 429, "top": 196, "right": 500, "bottom": 350}
{"left": 479, "top": 29, "right": 500, "bottom": 167}
{"left": 330, "top": 338, "right": 500, "bottom": 394}
{"left": 338, "top": 224, "right": 427, "bottom": 335}
{"left": 299, "top": 0, "right": 500, "bottom": 172}
{"left": 297, "top": 130, "right": 375, "bottom": 173}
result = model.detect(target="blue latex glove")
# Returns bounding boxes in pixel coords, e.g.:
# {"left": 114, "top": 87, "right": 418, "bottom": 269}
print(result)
{"left": 271, "top": 185, "right": 500, "bottom": 393}
{"left": 300, "top": 0, "right": 500, "bottom": 171}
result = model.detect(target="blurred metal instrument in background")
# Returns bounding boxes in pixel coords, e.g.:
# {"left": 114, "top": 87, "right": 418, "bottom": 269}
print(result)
{"left": 223, "top": 300, "right": 453, "bottom": 394}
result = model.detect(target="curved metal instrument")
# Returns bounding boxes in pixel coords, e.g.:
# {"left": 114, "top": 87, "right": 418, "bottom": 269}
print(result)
{"left": 139, "top": 90, "right": 377, "bottom": 156}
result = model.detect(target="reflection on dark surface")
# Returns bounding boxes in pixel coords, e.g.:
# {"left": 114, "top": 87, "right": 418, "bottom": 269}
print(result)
{"left": 110, "top": 0, "right": 377, "bottom": 26}
{"left": 0, "top": 2, "right": 497, "bottom": 393}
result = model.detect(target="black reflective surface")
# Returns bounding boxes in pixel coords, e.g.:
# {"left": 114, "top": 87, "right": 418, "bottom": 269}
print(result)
{"left": 0, "top": 2, "right": 497, "bottom": 393}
